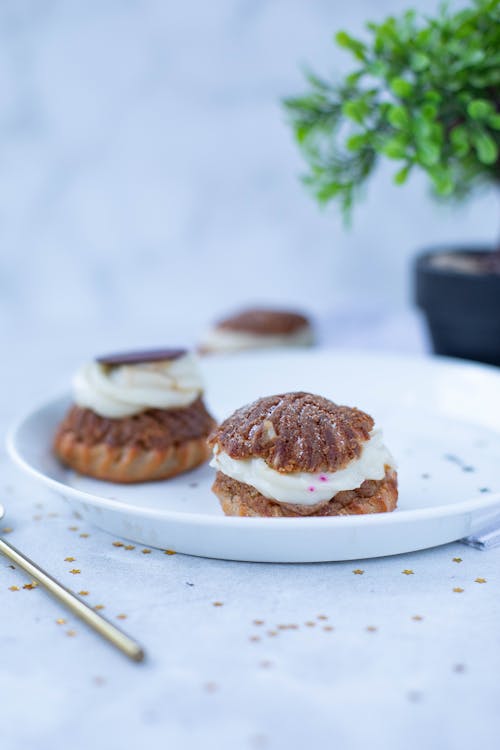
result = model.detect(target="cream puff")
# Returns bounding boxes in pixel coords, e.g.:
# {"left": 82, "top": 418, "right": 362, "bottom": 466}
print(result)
{"left": 199, "top": 308, "right": 314, "bottom": 354}
{"left": 209, "top": 392, "right": 397, "bottom": 517}
{"left": 54, "top": 349, "right": 216, "bottom": 483}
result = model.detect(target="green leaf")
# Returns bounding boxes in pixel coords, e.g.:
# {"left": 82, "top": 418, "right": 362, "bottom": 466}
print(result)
{"left": 423, "top": 91, "right": 442, "bottom": 105}
{"left": 473, "top": 132, "right": 499, "bottom": 164}
{"left": 394, "top": 164, "right": 411, "bottom": 184}
{"left": 489, "top": 114, "right": 500, "bottom": 130}
{"left": 410, "top": 52, "right": 429, "bottom": 71}
{"left": 317, "top": 182, "right": 343, "bottom": 203}
{"left": 387, "top": 105, "right": 409, "bottom": 129}
{"left": 335, "top": 31, "right": 366, "bottom": 60}
{"left": 382, "top": 137, "right": 408, "bottom": 159}
{"left": 342, "top": 99, "right": 369, "bottom": 124}
{"left": 412, "top": 116, "right": 432, "bottom": 140}
{"left": 296, "top": 124, "right": 309, "bottom": 144}
{"left": 430, "top": 167, "right": 454, "bottom": 196}
{"left": 390, "top": 77, "right": 413, "bottom": 98}
{"left": 421, "top": 103, "right": 438, "bottom": 120}
{"left": 417, "top": 141, "right": 441, "bottom": 166}
{"left": 450, "top": 125, "right": 470, "bottom": 156}
{"left": 346, "top": 133, "right": 368, "bottom": 151}
{"left": 467, "top": 99, "right": 494, "bottom": 120}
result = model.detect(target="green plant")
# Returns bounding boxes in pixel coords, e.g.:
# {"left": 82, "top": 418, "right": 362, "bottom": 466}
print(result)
{"left": 284, "top": 0, "right": 500, "bottom": 219}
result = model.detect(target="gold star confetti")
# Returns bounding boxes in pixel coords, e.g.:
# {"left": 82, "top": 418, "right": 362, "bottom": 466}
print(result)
{"left": 267, "top": 630, "right": 278, "bottom": 637}
{"left": 164, "top": 549, "right": 176, "bottom": 555}
{"left": 56, "top": 618, "right": 66, "bottom": 625}
{"left": 9, "top": 585, "right": 19, "bottom": 591}
{"left": 323, "top": 626, "right": 334, "bottom": 632}
{"left": 23, "top": 582, "right": 38, "bottom": 590}
{"left": 402, "top": 569, "right": 414, "bottom": 575}
{"left": 79, "top": 590, "right": 89, "bottom": 596}
{"left": 112, "top": 541, "right": 124, "bottom": 548}
{"left": 475, "top": 577, "right": 487, "bottom": 584}
{"left": 64, "top": 557, "right": 76, "bottom": 562}
{"left": 142, "top": 548, "right": 152, "bottom": 554}
{"left": 366, "top": 626, "right": 378, "bottom": 632}
{"left": 79, "top": 533, "right": 89, "bottom": 538}
{"left": 94, "top": 605, "right": 105, "bottom": 611}
{"left": 305, "top": 621, "right": 316, "bottom": 627}
{"left": 116, "top": 614, "right": 127, "bottom": 620}
{"left": 453, "top": 587, "right": 464, "bottom": 593}
{"left": 68, "top": 526, "right": 78, "bottom": 531}
{"left": 253, "top": 619, "right": 264, "bottom": 626}
{"left": 412, "top": 615, "right": 424, "bottom": 621}
{"left": 453, "top": 557, "right": 462, "bottom": 563}
{"left": 213, "top": 601, "right": 224, "bottom": 607}
{"left": 249, "top": 636, "right": 261, "bottom": 642}
{"left": 69, "top": 569, "right": 81, "bottom": 575}
{"left": 66, "top": 630, "right": 76, "bottom": 637}
{"left": 317, "top": 615, "right": 328, "bottom": 621}
{"left": 2, "top": 527, "right": 13, "bottom": 534}
{"left": 352, "top": 569, "right": 364, "bottom": 575}
{"left": 124, "top": 545, "right": 135, "bottom": 551}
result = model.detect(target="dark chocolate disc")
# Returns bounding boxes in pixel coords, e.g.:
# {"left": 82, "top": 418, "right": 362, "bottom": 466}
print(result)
{"left": 96, "top": 348, "right": 187, "bottom": 366}
{"left": 216, "top": 308, "right": 310, "bottom": 335}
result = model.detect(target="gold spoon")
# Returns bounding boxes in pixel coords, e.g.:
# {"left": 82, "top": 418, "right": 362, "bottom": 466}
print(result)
{"left": 0, "top": 504, "right": 145, "bottom": 662}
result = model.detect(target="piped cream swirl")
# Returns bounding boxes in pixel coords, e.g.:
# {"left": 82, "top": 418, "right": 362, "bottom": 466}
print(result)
{"left": 73, "top": 352, "right": 203, "bottom": 418}
{"left": 201, "top": 325, "right": 314, "bottom": 353}
{"left": 210, "top": 430, "right": 394, "bottom": 505}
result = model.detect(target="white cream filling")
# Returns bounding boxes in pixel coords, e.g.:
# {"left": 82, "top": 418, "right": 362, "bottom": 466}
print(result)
{"left": 73, "top": 352, "right": 204, "bottom": 418}
{"left": 210, "top": 430, "right": 393, "bottom": 505}
{"left": 201, "top": 325, "right": 314, "bottom": 352}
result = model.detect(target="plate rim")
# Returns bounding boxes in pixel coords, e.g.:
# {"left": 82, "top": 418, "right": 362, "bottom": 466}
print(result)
{"left": 7, "top": 348, "right": 500, "bottom": 530}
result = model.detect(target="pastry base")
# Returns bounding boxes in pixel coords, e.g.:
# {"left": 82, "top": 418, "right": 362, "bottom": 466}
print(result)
{"left": 212, "top": 468, "right": 398, "bottom": 517}
{"left": 54, "top": 432, "right": 212, "bottom": 483}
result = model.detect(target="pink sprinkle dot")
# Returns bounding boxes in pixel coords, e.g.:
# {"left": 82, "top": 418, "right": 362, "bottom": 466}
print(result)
{"left": 308, "top": 486, "right": 316, "bottom": 492}
{"left": 319, "top": 475, "right": 328, "bottom": 482}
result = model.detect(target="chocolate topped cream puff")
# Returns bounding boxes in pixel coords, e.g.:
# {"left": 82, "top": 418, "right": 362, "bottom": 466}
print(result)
{"left": 209, "top": 392, "right": 397, "bottom": 517}
{"left": 199, "top": 308, "right": 314, "bottom": 354}
{"left": 54, "top": 348, "right": 216, "bottom": 483}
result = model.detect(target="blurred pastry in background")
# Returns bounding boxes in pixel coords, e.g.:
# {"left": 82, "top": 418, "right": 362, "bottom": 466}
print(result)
{"left": 199, "top": 307, "right": 314, "bottom": 354}
{"left": 54, "top": 348, "right": 216, "bottom": 483}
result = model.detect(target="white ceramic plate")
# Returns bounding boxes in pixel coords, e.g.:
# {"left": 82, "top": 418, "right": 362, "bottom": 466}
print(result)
{"left": 7, "top": 350, "right": 500, "bottom": 562}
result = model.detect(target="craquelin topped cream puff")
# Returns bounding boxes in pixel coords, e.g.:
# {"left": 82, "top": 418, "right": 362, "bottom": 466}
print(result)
{"left": 54, "top": 348, "right": 216, "bottom": 483}
{"left": 209, "top": 392, "right": 397, "bottom": 517}
{"left": 199, "top": 307, "right": 314, "bottom": 354}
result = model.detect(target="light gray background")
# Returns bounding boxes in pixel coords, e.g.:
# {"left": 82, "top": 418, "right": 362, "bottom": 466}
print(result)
{"left": 0, "top": 0, "right": 497, "bottom": 346}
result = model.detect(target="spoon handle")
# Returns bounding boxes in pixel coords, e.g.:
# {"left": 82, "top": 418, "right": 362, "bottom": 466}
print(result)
{"left": 0, "top": 538, "right": 145, "bottom": 662}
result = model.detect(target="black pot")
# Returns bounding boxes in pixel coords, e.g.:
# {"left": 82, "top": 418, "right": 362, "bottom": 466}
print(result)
{"left": 415, "top": 247, "right": 500, "bottom": 366}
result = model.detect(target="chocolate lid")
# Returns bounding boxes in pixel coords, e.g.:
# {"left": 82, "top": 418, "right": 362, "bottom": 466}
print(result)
{"left": 209, "top": 391, "right": 373, "bottom": 473}
{"left": 96, "top": 348, "right": 187, "bottom": 366}
{"left": 216, "top": 308, "right": 310, "bottom": 336}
